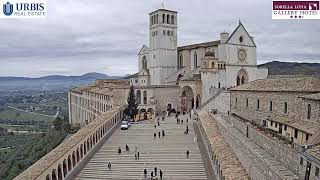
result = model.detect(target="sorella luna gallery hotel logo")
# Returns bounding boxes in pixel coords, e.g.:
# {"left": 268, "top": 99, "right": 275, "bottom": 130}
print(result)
{"left": 272, "top": 0, "right": 320, "bottom": 19}
{"left": 2, "top": 0, "right": 46, "bottom": 18}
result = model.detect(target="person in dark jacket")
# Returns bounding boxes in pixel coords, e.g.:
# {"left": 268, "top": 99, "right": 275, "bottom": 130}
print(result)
{"left": 144, "top": 169, "right": 147, "bottom": 178}
{"left": 160, "top": 169, "right": 163, "bottom": 179}
{"left": 154, "top": 166, "right": 157, "bottom": 176}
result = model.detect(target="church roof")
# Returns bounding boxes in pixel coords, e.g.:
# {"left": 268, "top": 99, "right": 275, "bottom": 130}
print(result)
{"left": 178, "top": 40, "right": 220, "bottom": 51}
{"left": 229, "top": 77, "right": 320, "bottom": 92}
{"left": 226, "top": 21, "right": 256, "bottom": 47}
{"left": 149, "top": 8, "right": 177, "bottom": 15}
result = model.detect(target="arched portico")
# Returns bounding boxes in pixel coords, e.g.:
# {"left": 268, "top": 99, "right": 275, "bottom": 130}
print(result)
{"left": 181, "top": 86, "right": 194, "bottom": 112}
{"left": 236, "top": 68, "right": 249, "bottom": 86}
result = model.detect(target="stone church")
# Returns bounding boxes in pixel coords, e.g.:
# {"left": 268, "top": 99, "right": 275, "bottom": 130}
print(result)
{"left": 129, "top": 8, "right": 268, "bottom": 116}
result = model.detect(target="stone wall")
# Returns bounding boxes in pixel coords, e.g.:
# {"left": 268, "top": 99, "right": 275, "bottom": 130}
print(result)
{"left": 214, "top": 114, "right": 300, "bottom": 180}
{"left": 225, "top": 115, "right": 305, "bottom": 179}
{"left": 202, "top": 91, "right": 230, "bottom": 114}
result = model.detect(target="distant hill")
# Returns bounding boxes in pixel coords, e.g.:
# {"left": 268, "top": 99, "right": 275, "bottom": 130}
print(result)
{"left": 0, "top": 73, "right": 125, "bottom": 91}
{"left": 258, "top": 61, "right": 320, "bottom": 76}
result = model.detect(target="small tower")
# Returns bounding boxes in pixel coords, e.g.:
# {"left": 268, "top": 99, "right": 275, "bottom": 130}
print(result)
{"left": 148, "top": 8, "right": 178, "bottom": 85}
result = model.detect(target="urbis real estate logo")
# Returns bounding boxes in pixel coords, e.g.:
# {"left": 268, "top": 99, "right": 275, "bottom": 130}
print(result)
{"left": 272, "top": 1, "right": 320, "bottom": 19}
{"left": 2, "top": 0, "right": 46, "bottom": 18}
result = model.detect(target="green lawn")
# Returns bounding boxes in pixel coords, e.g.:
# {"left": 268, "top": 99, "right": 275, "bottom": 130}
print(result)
{"left": 0, "top": 109, "right": 55, "bottom": 122}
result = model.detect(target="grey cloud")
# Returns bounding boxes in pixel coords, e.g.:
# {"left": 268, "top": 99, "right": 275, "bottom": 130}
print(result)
{"left": 0, "top": 0, "right": 319, "bottom": 77}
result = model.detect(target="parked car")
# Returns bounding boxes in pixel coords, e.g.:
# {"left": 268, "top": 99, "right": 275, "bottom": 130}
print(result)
{"left": 121, "top": 120, "right": 131, "bottom": 130}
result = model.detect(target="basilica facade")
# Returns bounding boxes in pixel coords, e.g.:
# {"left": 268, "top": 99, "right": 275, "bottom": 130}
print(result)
{"left": 129, "top": 8, "right": 268, "bottom": 116}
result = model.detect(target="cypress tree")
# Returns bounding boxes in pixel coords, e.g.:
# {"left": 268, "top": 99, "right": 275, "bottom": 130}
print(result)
{"left": 124, "top": 85, "right": 139, "bottom": 119}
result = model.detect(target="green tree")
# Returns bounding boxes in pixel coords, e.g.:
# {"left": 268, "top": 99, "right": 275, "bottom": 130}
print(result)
{"left": 53, "top": 117, "right": 63, "bottom": 131}
{"left": 124, "top": 85, "right": 138, "bottom": 119}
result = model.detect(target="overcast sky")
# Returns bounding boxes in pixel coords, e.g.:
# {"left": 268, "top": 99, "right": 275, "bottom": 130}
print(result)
{"left": 0, "top": 0, "right": 319, "bottom": 77}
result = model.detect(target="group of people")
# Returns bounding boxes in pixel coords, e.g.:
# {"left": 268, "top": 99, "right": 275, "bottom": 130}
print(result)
{"left": 144, "top": 166, "right": 163, "bottom": 179}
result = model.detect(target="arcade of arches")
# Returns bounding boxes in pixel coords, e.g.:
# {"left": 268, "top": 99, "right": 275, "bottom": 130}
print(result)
{"left": 181, "top": 86, "right": 201, "bottom": 112}
{"left": 236, "top": 69, "right": 249, "bottom": 86}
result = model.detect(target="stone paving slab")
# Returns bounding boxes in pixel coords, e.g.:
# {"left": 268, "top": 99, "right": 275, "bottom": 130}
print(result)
{"left": 74, "top": 116, "right": 207, "bottom": 180}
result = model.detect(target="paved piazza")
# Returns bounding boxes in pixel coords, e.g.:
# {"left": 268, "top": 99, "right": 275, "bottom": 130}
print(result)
{"left": 75, "top": 115, "right": 207, "bottom": 180}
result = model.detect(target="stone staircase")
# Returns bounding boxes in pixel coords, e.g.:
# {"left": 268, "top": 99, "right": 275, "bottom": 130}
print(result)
{"left": 74, "top": 116, "right": 207, "bottom": 180}
{"left": 201, "top": 89, "right": 223, "bottom": 109}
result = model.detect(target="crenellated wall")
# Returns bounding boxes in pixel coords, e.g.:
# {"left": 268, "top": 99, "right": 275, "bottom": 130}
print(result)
{"left": 14, "top": 105, "right": 125, "bottom": 180}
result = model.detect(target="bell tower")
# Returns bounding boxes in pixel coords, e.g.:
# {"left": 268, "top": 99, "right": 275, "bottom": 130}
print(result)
{"left": 148, "top": 8, "right": 178, "bottom": 85}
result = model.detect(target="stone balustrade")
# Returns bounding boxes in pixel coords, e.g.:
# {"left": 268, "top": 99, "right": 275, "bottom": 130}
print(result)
{"left": 14, "top": 105, "right": 125, "bottom": 180}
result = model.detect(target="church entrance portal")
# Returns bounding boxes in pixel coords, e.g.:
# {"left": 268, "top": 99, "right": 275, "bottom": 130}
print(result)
{"left": 181, "top": 86, "right": 194, "bottom": 113}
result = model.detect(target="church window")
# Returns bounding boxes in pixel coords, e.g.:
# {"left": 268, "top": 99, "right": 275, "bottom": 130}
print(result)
{"left": 218, "top": 82, "right": 221, "bottom": 88}
{"left": 142, "top": 56, "right": 147, "bottom": 69}
{"left": 269, "top": 101, "right": 273, "bottom": 111}
{"left": 151, "top": 16, "right": 154, "bottom": 25}
{"left": 257, "top": 99, "right": 260, "bottom": 110}
{"left": 239, "top": 36, "right": 243, "bottom": 43}
{"left": 167, "top": 14, "right": 170, "bottom": 24}
{"left": 246, "top": 98, "right": 248, "bottom": 107}
{"left": 171, "top": 15, "right": 174, "bottom": 24}
{"left": 307, "top": 104, "right": 311, "bottom": 119}
{"left": 284, "top": 102, "right": 288, "bottom": 113}
{"left": 156, "top": 14, "right": 158, "bottom": 24}
{"left": 143, "top": 91, "right": 147, "bottom": 104}
{"left": 162, "top": 14, "right": 165, "bottom": 23}
{"left": 194, "top": 52, "right": 198, "bottom": 69}
{"left": 178, "top": 55, "right": 183, "bottom": 69}
{"left": 294, "top": 129, "right": 298, "bottom": 138}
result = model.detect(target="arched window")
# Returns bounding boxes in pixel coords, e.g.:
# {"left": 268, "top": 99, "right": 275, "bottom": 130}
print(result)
{"left": 167, "top": 14, "right": 170, "bottom": 24}
{"left": 212, "top": 62, "right": 215, "bottom": 68}
{"left": 171, "top": 15, "right": 174, "bottom": 24}
{"left": 257, "top": 99, "right": 260, "bottom": 110}
{"left": 142, "top": 56, "right": 147, "bottom": 69}
{"left": 136, "top": 90, "right": 141, "bottom": 104}
{"left": 241, "top": 76, "right": 245, "bottom": 84}
{"left": 284, "top": 102, "right": 288, "bottom": 113}
{"left": 194, "top": 52, "right": 198, "bottom": 69}
{"left": 307, "top": 104, "right": 311, "bottom": 119}
{"left": 156, "top": 14, "right": 158, "bottom": 24}
{"left": 178, "top": 55, "right": 183, "bottom": 69}
{"left": 151, "top": 16, "right": 154, "bottom": 25}
{"left": 143, "top": 91, "right": 147, "bottom": 104}
{"left": 269, "top": 101, "right": 273, "bottom": 111}
{"left": 236, "top": 68, "right": 248, "bottom": 86}
{"left": 218, "top": 82, "right": 221, "bottom": 88}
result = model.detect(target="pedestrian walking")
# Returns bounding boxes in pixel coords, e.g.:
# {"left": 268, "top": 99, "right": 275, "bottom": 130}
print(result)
{"left": 186, "top": 118, "right": 188, "bottom": 123}
{"left": 107, "top": 162, "right": 111, "bottom": 170}
{"left": 162, "top": 130, "right": 165, "bottom": 138}
{"left": 154, "top": 166, "right": 157, "bottom": 176}
{"left": 154, "top": 133, "right": 156, "bottom": 139}
{"left": 126, "top": 144, "right": 129, "bottom": 151}
{"left": 151, "top": 171, "right": 153, "bottom": 178}
{"left": 144, "top": 169, "right": 147, "bottom": 178}
{"left": 158, "top": 131, "right": 161, "bottom": 138}
{"left": 176, "top": 118, "right": 178, "bottom": 124}
{"left": 137, "top": 152, "right": 140, "bottom": 159}
{"left": 118, "top": 147, "right": 121, "bottom": 155}
{"left": 154, "top": 124, "right": 156, "bottom": 129}
{"left": 135, "top": 153, "right": 137, "bottom": 160}
{"left": 186, "top": 150, "right": 190, "bottom": 158}
{"left": 181, "top": 119, "right": 184, "bottom": 124}
{"left": 162, "top": 116, "right": 164, "bottom": 121}
{"left": 158, "top": 121, "right": 160, "bottom": 126}
{"left": 160, "top": 170, "right": 163, "bottom": 179}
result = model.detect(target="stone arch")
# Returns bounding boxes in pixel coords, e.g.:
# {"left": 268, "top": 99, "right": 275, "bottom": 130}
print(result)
{"left": 57, "top": 164, "right": 63, "bottom": 180}
{"left": 63, "top": 160, "right": 67, "bottom": 177}
{"left": 167, "top": 14, "right": 170, "bottom": 24}
{"left": 147, "top": 108, "right": 154, "bottom": 116}
{"left": 142, "top": 56, "right": 147, "bottom": 69}
{"left": 143, "top": 90, "right": 147, "bottom": 104}
{"left": 196, "top": 94, "right": 201, "bottom": 109}
{"left": 136, "top": 90, "right": 141, "bottom": 104}
{"left": 80, "top": 144, "right": 83, "bottom": 158}
{"left": 181, "top": 86, "right": 194, "bottom": 112}
{"left": 68, "top": 155, "right": 72, "bottom": 171}
{"left": 76, "top": 148, "right": 80, "bottom": 163}
{"left": 236, "top": 68, "right": 248, "bottom": 86}
{"left": 52, "top": 169, "right": 57, "bottom": 180}
{"left": 72, "top": 152, "right": 76, "bottom": 167}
